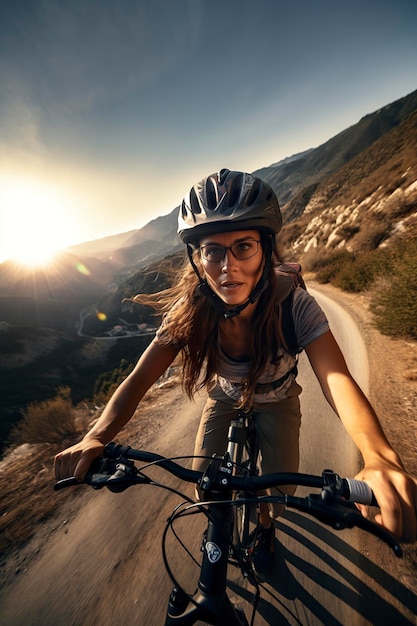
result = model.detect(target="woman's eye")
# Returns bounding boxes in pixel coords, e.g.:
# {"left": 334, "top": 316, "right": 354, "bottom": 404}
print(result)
{"left": 206, "top": 246, "right": 223, "bottom": 257}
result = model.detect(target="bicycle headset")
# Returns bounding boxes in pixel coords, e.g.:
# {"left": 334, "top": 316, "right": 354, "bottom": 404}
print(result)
{"left": 177, "top": 168, "right": 282, "bottom": 319}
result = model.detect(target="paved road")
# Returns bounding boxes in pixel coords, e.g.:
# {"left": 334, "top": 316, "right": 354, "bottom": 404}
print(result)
{"left": 1, "top": 289, "right": 415, "bottom": 625}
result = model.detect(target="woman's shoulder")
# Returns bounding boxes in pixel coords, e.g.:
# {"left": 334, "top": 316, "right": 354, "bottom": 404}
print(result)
{"left": 291, "top": 286, "right": 329, "bottom": 348}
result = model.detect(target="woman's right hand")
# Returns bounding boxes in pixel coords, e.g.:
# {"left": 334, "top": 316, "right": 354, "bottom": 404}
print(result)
{"left": 54, "top": 437, "right": 105, "bottom": 482}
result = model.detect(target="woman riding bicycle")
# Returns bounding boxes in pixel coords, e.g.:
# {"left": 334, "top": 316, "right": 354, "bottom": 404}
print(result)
{"left": 55, "top": 168, "right": 417, "bottom": 571}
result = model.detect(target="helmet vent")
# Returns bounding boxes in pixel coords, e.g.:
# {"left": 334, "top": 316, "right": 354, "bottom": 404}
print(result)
{"left": 180, "top": 200, "right": 189, "bottom": 220}
{"left": 206, "top": 177, "right": 218, "bottom": 211}
{"left": 189, "top": 187, "right": 201, "bottom": 214}
{"left": 219, "top": 168, "right": 230, "bottom": 185}
{"left": 227, "top": 172, "right": 244, "bottom": 210}
{"left": 245, "top": 177, "right": 261, "bottom": 206}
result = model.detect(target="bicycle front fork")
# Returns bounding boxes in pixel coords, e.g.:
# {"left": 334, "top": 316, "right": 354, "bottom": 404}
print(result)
{"left": 164, "top": 502, "right": 248, "bottom": 625}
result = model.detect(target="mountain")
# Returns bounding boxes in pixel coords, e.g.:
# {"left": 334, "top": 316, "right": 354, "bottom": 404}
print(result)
{"left": 58, "top": 89, "right": 417, "bottom": 270}
{"left": 0, "top": 252, "right": 116, "bottom": 331}
{"left": 65, "top": 206, "right": 182, "bottom": 268}
{"left": 254, "top": 89, "right": 417, "bottom": 208}
{"left": 282, "top": 106, "right": 417, "bottom": 255}
{"left": 65, "top": 229, "right": 140, "bottom": 258}
{"left": 1, "top": 88, "right": 416, "bottom": 447}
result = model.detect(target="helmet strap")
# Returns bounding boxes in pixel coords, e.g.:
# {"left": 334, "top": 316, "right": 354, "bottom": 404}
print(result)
{"left": 186, "top": 237, "right": 273, "bottom": 319}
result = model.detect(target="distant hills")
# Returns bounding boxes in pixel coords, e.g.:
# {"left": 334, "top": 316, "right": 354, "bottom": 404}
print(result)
{"left": 65, "top": 205, "right": 181, "bottom": 269}
{"left": 1, "top": 87, "right": 416, "bottom": 447}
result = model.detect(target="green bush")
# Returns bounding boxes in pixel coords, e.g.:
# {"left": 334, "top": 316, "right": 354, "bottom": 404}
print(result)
{"left": 313, "top": 250, "right": 372, "bottom": 291}
{"left": 333, "top": 259, "right": 371, "bottom": 292}
{"left": 8, "top": 387, "right": 78, "bottom": 445}
{"left": 333, "top": 249, "right": 390, "bottom": 292}
{"left": 307, "top": 250, "right": 354, "bottom": 284}
{"left": 93, "top": 358, "right": 135, "bottom": 401}
{"left": 306, "top": 238, "right": 417, "bottom": 339}
{"left": 371, "top": 239, "right": 417, "bottom": 339}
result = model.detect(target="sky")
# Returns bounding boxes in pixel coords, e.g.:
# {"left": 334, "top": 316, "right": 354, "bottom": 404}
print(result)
{"left": 1, "top": 0, "right": 417, "bottom": 264}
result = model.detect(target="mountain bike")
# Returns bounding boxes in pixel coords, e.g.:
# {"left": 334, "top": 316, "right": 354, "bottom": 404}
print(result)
{"left": 54, "top": 413, "right": 402, "bottom": 626}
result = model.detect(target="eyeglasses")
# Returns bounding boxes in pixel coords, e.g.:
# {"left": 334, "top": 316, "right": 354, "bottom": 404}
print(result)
{"left": 200, "top": 239, "right": 260, "bottom": 263}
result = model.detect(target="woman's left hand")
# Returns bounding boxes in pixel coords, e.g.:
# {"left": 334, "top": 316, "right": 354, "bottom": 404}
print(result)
{"left": 356, "top": 462, "right": 417, "bottom": 543}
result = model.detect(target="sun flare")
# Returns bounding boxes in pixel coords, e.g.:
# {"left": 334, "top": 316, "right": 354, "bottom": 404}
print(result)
{"left": 0, "top": 176, "right": 80, "bottom": 267}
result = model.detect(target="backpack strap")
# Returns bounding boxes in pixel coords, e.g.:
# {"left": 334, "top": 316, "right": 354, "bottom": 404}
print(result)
{"left": 275, "top": 263, "right": 306, "bottom": 356}
{"left": 281, "top": 289, "right": 300, "bottom": 355}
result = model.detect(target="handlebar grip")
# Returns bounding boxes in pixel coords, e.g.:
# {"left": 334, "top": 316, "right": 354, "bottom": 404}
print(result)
{"left": 343, "top": 478, "right": 377, "bottom": 505}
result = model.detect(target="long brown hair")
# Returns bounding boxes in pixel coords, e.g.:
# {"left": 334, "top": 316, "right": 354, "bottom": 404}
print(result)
{"left": 133, "top": 239, "right": 286, "bottom": 408}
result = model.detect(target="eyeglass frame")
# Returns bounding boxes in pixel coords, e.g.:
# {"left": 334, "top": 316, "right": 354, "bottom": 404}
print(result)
{"left": 199, "top": 238, "right": 261, "bottom": 264}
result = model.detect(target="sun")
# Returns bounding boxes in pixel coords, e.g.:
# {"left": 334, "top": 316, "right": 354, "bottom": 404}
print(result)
{"left": 0, "top": 177, "right": 79, "bottom": 267}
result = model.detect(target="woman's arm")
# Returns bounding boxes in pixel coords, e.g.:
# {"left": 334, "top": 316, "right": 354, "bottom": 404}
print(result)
{"left": 54, "top": 338, "right": 179, "bottom": 482}
{"left": 305, "top": 330, "right": 417, "bottom": 542}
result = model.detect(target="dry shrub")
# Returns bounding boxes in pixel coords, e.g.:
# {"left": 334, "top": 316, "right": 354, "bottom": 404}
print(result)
{"left": 8, "top": 387, "right": 78, "bottom": 446}
{"left": 0, "top": 370, "right": 183, "bottom": 562}
{"left": 370, "top": 237, "right": 417, "bottom": 340}
{"left": 303, "top": 249, "right": 354, "bottom": 284}
{"left": 1, "top": 389, "right": 84, "bottom": 561}
{"left": 0, "top": 443, "right": 67, "bottom": 560}
{"left": 305, "top": 236, "right": 417, "bottom": 339}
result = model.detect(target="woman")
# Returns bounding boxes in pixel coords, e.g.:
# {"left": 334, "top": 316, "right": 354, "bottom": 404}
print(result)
{"left": 55, "top": 169, "right": 417, "bottom": 571}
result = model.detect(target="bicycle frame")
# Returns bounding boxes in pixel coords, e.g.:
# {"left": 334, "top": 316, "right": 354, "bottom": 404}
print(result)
{"left": 165, "top": 500, "right": 246, "bottom": 625}
{"left": 165, "top": 412, "right": 258, "bottom": 625}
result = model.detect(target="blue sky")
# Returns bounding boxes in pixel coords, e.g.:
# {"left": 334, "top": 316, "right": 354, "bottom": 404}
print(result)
{"left": 1, "top": 0, "right": 416, "bottom": 263}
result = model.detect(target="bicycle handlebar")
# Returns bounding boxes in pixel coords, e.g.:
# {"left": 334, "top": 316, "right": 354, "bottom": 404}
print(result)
{"left": 54, "top": 442, "right": 402, "bottom": 557}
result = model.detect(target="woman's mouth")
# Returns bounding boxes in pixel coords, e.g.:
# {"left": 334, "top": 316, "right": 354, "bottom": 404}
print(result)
{"left": 221, "top": 281, "right": 243, "bottom": 290}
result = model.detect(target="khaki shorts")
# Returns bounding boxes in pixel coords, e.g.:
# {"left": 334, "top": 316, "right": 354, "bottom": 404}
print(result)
{"left": 192, "top": 380, "right": 302, "bottom": 518}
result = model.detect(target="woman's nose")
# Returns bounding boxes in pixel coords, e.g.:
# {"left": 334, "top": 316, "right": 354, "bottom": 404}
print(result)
{"left": 221, "top": 249, "right": 238, "bottom": 270}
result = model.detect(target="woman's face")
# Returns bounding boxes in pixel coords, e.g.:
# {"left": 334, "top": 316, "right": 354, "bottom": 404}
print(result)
{"left": 199, "top": 230, "right": 264, "bottom": 309}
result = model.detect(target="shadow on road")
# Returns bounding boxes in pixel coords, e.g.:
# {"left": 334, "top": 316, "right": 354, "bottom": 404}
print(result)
{"left": 227, "top": 511, "right": 416, "bottom": 625}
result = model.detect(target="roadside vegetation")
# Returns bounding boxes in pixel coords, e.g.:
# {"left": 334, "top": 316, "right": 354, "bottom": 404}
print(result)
{"left": 0, "top": 388, "right": 86, "bottom": 562}
{"left": 304, "top": 236, "right": 417, "bottom": 340}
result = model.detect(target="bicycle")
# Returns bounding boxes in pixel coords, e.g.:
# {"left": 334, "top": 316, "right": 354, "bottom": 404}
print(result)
{"left": 54, "top": 413, "right": 402, "bottom": 626}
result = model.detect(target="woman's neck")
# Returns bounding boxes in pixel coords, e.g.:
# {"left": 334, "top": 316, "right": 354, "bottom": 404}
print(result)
{"left": 219, "top": 310, "right": 255, "bottom": 360}
{"left": 224, "top": 300, "right": 258, "bottom": 324}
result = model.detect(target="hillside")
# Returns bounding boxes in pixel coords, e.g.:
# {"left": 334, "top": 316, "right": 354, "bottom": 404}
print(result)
{"left": 281, "top": 107, "right": 417, "bottom": 255}
{"left": 254, "top": 88, "right": 417, "bottom": 208}
{"left": 1, "top": 87, "right": 417, "bottom": 447}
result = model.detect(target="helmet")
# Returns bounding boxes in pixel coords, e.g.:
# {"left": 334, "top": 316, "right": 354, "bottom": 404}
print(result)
{"left": 178, "top": 168, "right": 282, "bottom": 244}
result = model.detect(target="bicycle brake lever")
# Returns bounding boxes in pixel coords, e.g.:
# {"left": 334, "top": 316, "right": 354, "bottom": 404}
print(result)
{"left": 288, "top": 495, "right": 402, "bottom": 557}
{"left": 87, "top": 458, "right": 147, "bottom": 492}
{"left": 54, "top": 457, "right": 146, "bottom": 493}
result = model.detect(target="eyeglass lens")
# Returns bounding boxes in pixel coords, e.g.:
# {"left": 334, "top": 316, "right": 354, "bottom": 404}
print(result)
{"left": 201, "top": 239, "right": 260, "bottom": 263}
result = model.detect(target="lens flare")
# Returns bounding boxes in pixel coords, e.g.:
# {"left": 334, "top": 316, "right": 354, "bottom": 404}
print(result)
{"left": 76, "top": 262, "right": 91, "bottom": 276}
